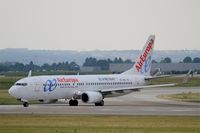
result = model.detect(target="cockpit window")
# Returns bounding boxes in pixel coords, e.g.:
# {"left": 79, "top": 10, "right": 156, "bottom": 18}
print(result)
{"left": 15, "top": 83, "right": 28, "bottom": 86}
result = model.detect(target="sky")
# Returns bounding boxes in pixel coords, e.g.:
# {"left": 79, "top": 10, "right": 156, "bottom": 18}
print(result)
{"left": 0, "top": 0, "right": 200, "bottom": 51}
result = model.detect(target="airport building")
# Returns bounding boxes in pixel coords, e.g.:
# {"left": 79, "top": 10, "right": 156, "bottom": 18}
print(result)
{"left": 80, "top": 66, "right": 101, "bottom": 73}
{"left": 81, "top": 63, "right": 200, "bottom": 73}
{"left": 109, "top": 63, "right": 200, "bottom": 74}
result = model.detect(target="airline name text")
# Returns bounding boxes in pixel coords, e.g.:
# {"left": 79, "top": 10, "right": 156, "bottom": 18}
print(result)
{"left": 135, "top": 39, "right": 154, "bottom": 72}
{"left": 57, "top": 77, "right": 79, "bottom": 82}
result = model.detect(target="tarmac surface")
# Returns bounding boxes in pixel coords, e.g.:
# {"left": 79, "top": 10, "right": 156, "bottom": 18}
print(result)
{"left": 0, "top": 87, "right": 199, "bottom": 115}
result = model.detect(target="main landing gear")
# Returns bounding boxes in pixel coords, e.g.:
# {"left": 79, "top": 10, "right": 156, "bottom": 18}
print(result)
{"left": 69, "top": 99, "right": 78, "bottom": 106}
{"left": 68, "top": 99, "right": 104, "bottom": 106}
{"left": 95, "top": 100, "right": 104, "bottom": 106}
{"left": 23, "top": 102, "right": 29, "bottom": 107}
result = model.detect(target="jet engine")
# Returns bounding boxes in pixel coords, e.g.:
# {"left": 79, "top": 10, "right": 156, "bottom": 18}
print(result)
{"left": 81, "top": 91, "right": 103, "bottom": 103}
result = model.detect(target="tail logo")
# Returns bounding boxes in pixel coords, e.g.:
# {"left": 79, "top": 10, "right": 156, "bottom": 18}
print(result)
{"left": 135, "top": 39, "right": 154, "bottom": 72}
{"left": 140, "top": 56, "right": 151, "bottom": 74}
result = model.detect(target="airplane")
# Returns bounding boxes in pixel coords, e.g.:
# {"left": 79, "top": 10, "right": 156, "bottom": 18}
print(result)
{"left": 8, "top": 35, "right": 176, "bottom": 107}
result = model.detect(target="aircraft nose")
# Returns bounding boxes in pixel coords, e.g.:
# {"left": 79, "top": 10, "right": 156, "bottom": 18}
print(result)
{"left": 8, "top": 86, "right": 18, "bottom": 98}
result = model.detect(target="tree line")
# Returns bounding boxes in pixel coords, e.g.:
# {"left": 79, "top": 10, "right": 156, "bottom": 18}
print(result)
{"left": 0, "top": 57, "right": 132, "bottom": 72}
{"left": 83, "top": 57, "right": 132, "bottom": 71}
{"left": 0, "top": 61, "right": 80, "bottom": 72}
{"left": 0, "top": 56, "right": 200, "bottom": 72}
{"left": 155, "top": 56, "right": 200, "bottom": 63}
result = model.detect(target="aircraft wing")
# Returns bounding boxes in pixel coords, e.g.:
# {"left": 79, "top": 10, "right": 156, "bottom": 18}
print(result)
{"left": 100, "top": 83, "right": 176, "bottom": 95}
{"left": 144, "top": 75, "right": 171, "bottom": 80}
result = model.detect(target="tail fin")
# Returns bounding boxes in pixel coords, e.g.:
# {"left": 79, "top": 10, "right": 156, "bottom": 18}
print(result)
{"left": 122, "top": 35, "right": 155, "bottom": 76}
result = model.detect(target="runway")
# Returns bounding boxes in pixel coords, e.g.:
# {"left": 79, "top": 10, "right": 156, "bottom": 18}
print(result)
{"left": 0, "top": 87, "right": 200, "bottom": 115}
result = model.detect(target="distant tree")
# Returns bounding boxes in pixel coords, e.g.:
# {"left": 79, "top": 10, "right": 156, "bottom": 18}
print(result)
{"left": 83, "top": 57, "right": 97, "bottom": 66}
{"left": 114, "top": 57, "right": 123, "bottom": 63}
{"left": 64, "top": 61, "right": 69, "bottom": 70}
{"left": 114, "top": 57, "right": 118, "bottom": 63}
{"left": 164, "top": 57, "right": 172, "bottom": 63}
{"left": 193, "top": 57, "right": 200, "bottom": 63}
{"left": 107, "top": 58, "right": 113, "bottom": 64}
{"left": 58, "top": 62, "right": 69, "bottom": 70}
{"left": 0, "top": 61, "right": 80, "bottom": 72}
{"left": 118, "top": 57, "right": 123, "bottom": 63}
{"left": 51, "top": 63, "right": 57, "bottom": 70}
{"left": 0, "top": 65, "right": 9, "bottom": 72}
{"left": 97, "top": 60, "right": 109, "bottom": 70}
{"left": 124, "top": 59, "right": 132, "bottom": 63}
{"left": 42, "top": 63, "right": 51, "bottom": 71}
{"left": 183, "top": 56, "right": 192, "bottom": 63}
{"left": 152, "top": 60, "right": 158, "bottom": 63}
{"left": 160, "top": 57, "right": 172, "bottom": 63}
{"left": 14, "top": 62, "right": 25, "bottom": 71}
{"left": 69, "top": 62, "right": 80, "bottom": 71}
{"left": 29, "top": 61, "right": 34, "bottom": 70}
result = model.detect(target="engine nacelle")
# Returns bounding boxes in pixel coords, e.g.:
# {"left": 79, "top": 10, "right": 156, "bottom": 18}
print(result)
{"left": 81, "top": 91, "right": 103, "bottom": 103}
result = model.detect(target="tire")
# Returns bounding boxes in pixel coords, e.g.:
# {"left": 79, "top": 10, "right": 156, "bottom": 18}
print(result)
{"left": 23, "top": 102, "right": 29, "bottom": 107}
{"left": 95, "top": 100, "right": 104, "bottom": 106}
{"left": 69, "top": 99, "right": 78, "bottom": 106}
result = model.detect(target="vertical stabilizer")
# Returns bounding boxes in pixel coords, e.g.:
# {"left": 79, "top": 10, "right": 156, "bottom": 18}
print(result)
{"left": 122, "top": 35, "right": 155, "bottom": 76}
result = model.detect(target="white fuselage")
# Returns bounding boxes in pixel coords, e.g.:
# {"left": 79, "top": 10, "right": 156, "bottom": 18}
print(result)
{"left": 8, "top": 35, "right": 157, "bottom": 106}
{"left": 9, "top": 74, "right": 146, "bottom": 101}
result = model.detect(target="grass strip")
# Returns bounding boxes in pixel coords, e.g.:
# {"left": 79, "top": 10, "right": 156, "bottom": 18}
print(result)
{"left": 158, "top": 92, "right": 200, "bottom": 102}
{"left": 0, "top": 115, "right": 199, "bottom": 133}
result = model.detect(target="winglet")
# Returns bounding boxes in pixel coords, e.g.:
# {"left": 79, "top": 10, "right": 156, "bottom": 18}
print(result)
{"left": 28, "top": 70, "right": 32, "bottom": 77}
{"left": 181, "top": 69, "right": 193, "bottom": 84}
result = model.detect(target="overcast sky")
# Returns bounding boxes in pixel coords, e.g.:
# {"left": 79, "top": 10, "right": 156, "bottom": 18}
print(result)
{"left": 0, "top": 0, "right": 199, "bottom": 51}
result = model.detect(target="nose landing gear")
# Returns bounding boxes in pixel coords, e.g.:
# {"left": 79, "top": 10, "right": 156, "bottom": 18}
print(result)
{"left": 18, "top": 99, "right": 29, "bottom": 107}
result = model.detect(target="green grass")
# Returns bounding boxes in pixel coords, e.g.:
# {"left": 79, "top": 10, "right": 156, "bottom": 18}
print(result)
{"left": 0, "top": 90, "right": 20, "bottom": 105}
{"left": 159, "top": 92, "right": 200, "bottom": 103}
{"left": 0, "top": 89, "right": 47, "bottom": 105}
{"left": 150, "top": 76, "right": 200, "bottom": 87}
{"left": 0, "top": 90, "right": 41, "bottom": 105}
{"left": 0, "top": 115, "right": 199, "bottom": 133}
{"left": 0, "top": 76, "right": 22, "bottom": 90}
{"left": 0, "top": 76, "right": 23, "bottom": 105}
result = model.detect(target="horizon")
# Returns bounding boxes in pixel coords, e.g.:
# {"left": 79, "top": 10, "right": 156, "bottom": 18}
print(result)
{"left": 1, "top": 48, "right": 200, "bottom": 66}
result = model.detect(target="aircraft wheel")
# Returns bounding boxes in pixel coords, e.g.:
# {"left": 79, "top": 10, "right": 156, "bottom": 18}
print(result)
{"left": 95, "top": 100, "right": 104, "bottom": 106}
{"left": 74, "top": 100, "right": 78, "bottom": 106}
{"left": 69, "top": 99, "right": 78, "bottom": 106}
{"left": 23, "top": 102, "right": 29, "bottom": 107}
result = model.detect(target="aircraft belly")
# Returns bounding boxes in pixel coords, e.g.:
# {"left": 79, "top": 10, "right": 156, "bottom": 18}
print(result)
{"left": 104, "top": 90, "right": 132, "bottom": 98}
{"left": 44, "top": 90, "right": 73, "bottom": 100}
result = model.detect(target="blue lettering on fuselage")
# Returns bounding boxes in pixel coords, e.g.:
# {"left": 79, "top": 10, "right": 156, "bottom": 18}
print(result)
{"left": 98, "top": 77, "right": 116, "bottom": 81}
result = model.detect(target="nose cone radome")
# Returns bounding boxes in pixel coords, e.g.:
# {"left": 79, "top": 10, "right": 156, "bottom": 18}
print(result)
{"left": 8, "top": 86, "right": 18, "bottom": 98}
